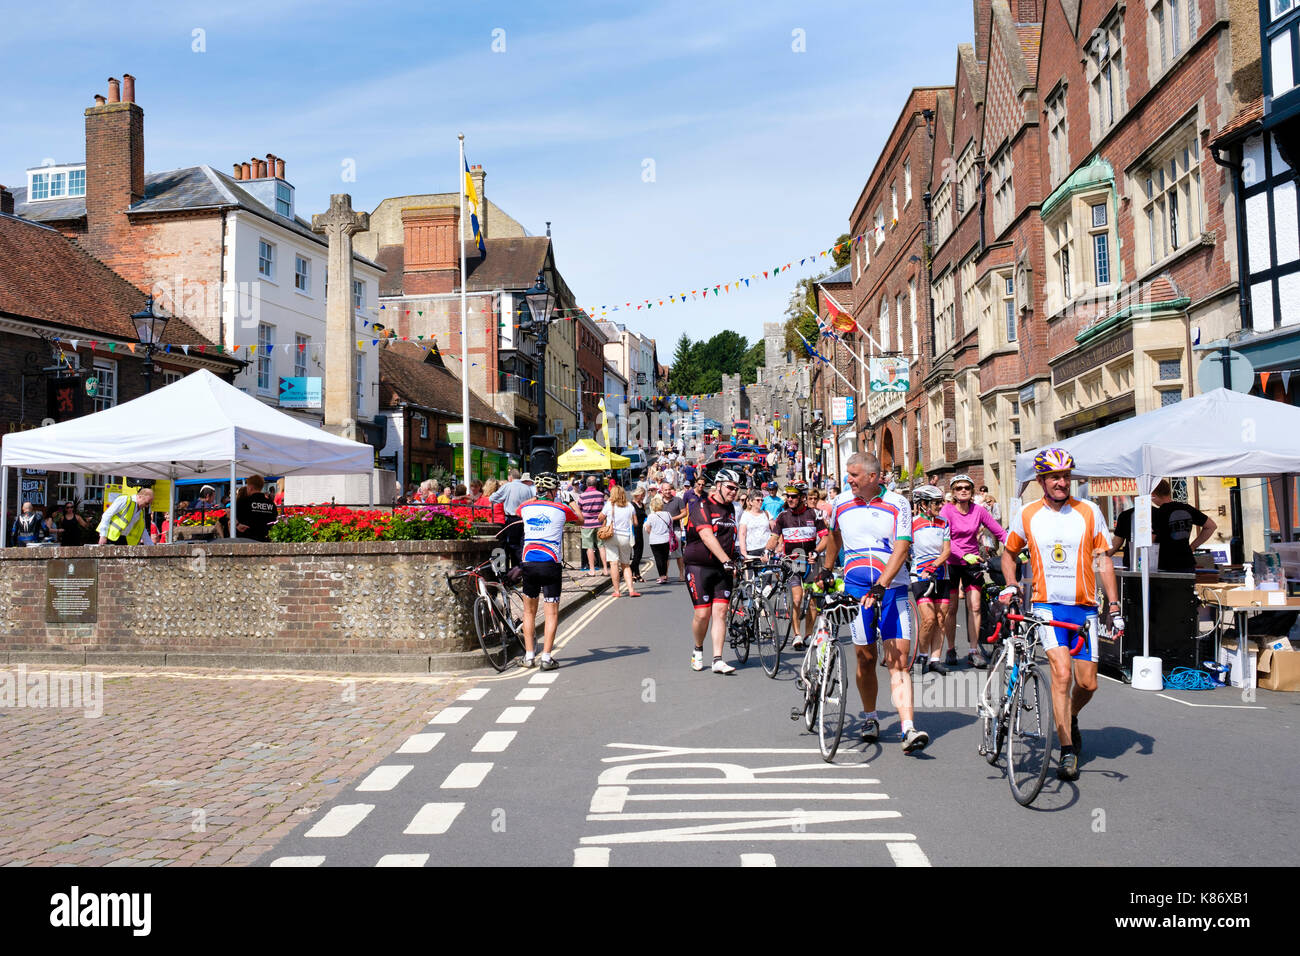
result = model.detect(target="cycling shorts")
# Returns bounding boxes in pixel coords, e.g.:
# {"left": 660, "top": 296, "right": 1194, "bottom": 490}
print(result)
{"left": 1032, "top": 602, "right": 1098, "bottom": 661}
{"left": 845, "top": 583, "right": 913, "bottom": 646}
{"left": 686, "top": 564, "right": 733, "bottom": 609}
{"left": 911, "top": 577, "right": 952, "bottom": 604}
{"left": 950, "top": 562, "right": 985, "bottom": 593}
{"left": 520, "top": 560, "right": 562, "bottom": 603}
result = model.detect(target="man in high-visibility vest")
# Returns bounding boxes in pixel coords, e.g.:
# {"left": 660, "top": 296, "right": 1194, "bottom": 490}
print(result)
{"left": 97, "top": 487, "right": 155, "bottom": 546}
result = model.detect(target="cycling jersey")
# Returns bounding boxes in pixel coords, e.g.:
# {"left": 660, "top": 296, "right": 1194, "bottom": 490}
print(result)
{"left": 939, "top": 502, "right": 1005, "bottom": 566}
{"left": 1006, "top": 497, "right": 1111, "bottom": 606}
{"left": 772, "top": 506, "right": 827, "bottom": 557}
{"left": 827, "top": 489, "right": 912, "bottom": 589}
{"left": 519, "top": 498, "right": 580, "bottom": 563}
{"left": 683, "top": 494, "right": 738, "bottom": 568}
{"left": 910, "top": 514, "right": 950, "bottom": 582}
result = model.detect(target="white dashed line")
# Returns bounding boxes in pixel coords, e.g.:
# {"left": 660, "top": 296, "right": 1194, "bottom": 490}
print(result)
{"left": 515, "top": 687, "right": 549, "bottom": 701}
{"left": 886, "top": 842, "right": 931, "bottom": 867}
{"left": 356, "top": 765, "right": 413, "bottom": 792}
{"left": 270, "top": 856, "right": 325, "bottom": 867}
{"left": 375, "top": 854, "right": 430, "bottom": 867}
{"left": 741, "top": 853, "right": 776, "bottom": 867}
{"left": 473, "top": 731, "right": 517, "bottom": 753}
{"left": 396, "top": 732, "right": 445, "bottom": 754}
{"left": 305, "top": 804, "right": 374, "bottom": 838}
{"left": 529, "top": 672, "right": 560, "bottom": 685}
{"left": 458, "top": 688, "right": 490, "bottom": 701}
{"left": 404, "top": 802, "right": 465, "bottom": 835}
{"left": 497, "top": 706, "right": 535, "bottom": 724}
{"left": 429, "top": 707, "right": 471, "bottom": 725}
{"left": 573, "top": 847, "right": 611, "bottom": 867}
{"left": 441, "top": 762, "right": 494, "bottom": 789}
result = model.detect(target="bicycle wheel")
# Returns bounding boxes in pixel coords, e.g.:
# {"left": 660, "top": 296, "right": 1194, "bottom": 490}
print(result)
{"left": 817, "top": 637, "right": 847, "bottom": 761}
{"left": 773, "top": 580, "right": 795, "bottom": 650}
{"left": 473, "top": 595, "right": 511, "bottom": 672}
{"left": 802, "top": 646, "right": 818, "bottom": 731}
{"left": 1007, "top": 664, "right": 1055, "bottom": 806}
{"left": 757, "top": 595, "right": 780, "bottom": 677}
{"left": 980, "top": 644, "right": 1009, "bottom": 766}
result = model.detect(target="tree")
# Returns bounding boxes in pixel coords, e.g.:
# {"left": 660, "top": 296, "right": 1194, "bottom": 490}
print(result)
{"left": 832, "top": 232, "right": 852, "bottom": 268}
{"left": 669, "top": 333, "right": 699, "bottom": 396}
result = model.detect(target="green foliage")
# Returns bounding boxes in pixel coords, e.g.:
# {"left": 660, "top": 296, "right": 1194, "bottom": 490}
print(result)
{"left": 670, "top": 329, "right": 766, "bottom": 395}
{"left": 268, "top": 515, "right": 315, "bottom": 543}
{"left": 832, "top": 233, "right": 852, "bottom": 268}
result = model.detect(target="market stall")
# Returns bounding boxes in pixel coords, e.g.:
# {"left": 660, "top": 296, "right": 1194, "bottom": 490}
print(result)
{"left": 1016, "top": 388, "right": 1300, "bottom": 688}
{"left": 557, "top": 438, "right": 630, "bottom": 473}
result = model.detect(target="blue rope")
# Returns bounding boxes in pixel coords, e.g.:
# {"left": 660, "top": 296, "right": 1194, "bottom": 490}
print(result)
{"left": 1163, "top": 667, "right": 1219, "bottom": 690}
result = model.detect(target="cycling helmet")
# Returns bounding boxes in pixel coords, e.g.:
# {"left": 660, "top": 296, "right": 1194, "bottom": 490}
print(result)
{"left": 949, "top": 473, "right": 975, "bottom": 489}
{"left": 783, "top": 482, "right": 808, "bottom": 496}
{"left": 533, "top": 472, "right": 559, "bottom": 491}
{"left": 913, "top": 483, "right": 944, "bottom": 502}
{"left": 714, "top": 468, "right": 741, "bottom": 485}
{"left": 1032, "top": 447, "right": 1075, "bottom": 476}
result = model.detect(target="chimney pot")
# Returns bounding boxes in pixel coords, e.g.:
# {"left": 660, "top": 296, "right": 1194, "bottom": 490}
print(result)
{"left": 107, "top": 77, "right": 120, "bottom": 103}
{"left": 0, "top": 185, "right": 13, "bottom": 217}
{"left": 122, "top": 73, "right": 135, "bottom": 103}
{"left": 233, "top": 163, "right": 244, "bottom": 180}
{"left": 275, "top": 158, "right": 285, "bottom": 179}
{"left": 266, "top": 152, "right": 275, "bottom": 172}
{"left": 94, "top": 94, "right": 106, "bottom": 107}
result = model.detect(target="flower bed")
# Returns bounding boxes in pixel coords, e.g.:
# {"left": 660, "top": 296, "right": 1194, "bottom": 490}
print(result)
{"left": 267, "top": 505, "right": 475, "bottom": 543}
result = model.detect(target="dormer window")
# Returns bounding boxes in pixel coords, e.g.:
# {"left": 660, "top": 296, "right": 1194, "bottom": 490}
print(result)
{"left": 275, "top": 182, "right": 293, "bottom": 218}
{"left": 28, "top": 165, "right": 86, "bottom": 202}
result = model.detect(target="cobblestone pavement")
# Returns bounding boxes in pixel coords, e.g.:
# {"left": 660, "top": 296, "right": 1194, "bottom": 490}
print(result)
{"left": 0, "top": 665, "right": 480, "bottom": 867}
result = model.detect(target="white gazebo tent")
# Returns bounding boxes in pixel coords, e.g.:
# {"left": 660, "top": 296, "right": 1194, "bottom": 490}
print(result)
{"left": 1, "top": 369, "right": 375, "bottom": 543}
{"left": 1016, "top": 388, "right": 1300, "bottom": 686}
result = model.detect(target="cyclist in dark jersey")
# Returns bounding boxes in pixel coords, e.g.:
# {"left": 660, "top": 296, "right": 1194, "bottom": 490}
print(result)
{"left": 684, "top": 467, "right": 742, "bottom": 674}
{"left": 765, "top": 482, "right": 829, "bottom": 650}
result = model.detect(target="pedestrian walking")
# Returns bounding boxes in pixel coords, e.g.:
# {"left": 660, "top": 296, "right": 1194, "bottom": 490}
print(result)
{"left": 600, "top": 484, "right": 641, "bottom": 598}
{"left": 578, "top": 476, "right": 607, "bottom": 575}
{"left": 630, "top": 485, "right": 648, "bottom": 582}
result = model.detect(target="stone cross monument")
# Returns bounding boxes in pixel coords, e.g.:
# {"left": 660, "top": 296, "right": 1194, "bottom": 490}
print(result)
{"left": 312, "top": 194, "right": 369, "bottom": 440}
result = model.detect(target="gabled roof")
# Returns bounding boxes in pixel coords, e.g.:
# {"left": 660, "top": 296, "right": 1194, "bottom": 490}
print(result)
{"left": 957, "top": 43, "right": 985, "bottom": 106}
{"left": 818, "top": 263, "right": 852, "bottom": 286}
{"left": 376, "top": 235, "right": 552, "bottom": 298}
{"left": 0, "top": 212, "right": 232, "bottom": 352}
{"left": 378, "top": 341, "right": 512, "bottom": 428}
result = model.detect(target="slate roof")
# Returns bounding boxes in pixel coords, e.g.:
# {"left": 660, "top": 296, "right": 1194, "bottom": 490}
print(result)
{"left": 0, "top": 212, "right": 234, "bottom": 352}
{"left": 378, "top": 341, "right": 512, "bottom": 428}
{"left": 818, "top": 263, "right": 852, "bottom": 285}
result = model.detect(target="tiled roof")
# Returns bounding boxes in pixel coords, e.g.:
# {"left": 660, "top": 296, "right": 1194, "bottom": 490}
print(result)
{"left": 378, "top": 341, "right": 512, "bottom": 427}
{"left": 0, "top": 212, "right": 231, "bottom": 351}
{"left": 1213, "top": 97, "right": 1264, "bottom": 145}
{"left": 464, "top": 236, "right": 551, "bottom": 292}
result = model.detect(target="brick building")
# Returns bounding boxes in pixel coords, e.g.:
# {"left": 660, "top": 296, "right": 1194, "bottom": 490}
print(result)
{"left": 811, "top": 263, "right": 859, "bottom": 483}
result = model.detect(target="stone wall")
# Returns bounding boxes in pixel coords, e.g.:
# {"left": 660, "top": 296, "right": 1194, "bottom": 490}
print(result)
{"left": 0, "top": 538, "right": 495, "bottom": 667}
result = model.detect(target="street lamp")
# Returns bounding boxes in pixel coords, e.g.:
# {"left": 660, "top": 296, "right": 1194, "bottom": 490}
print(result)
{"left": 131, "top": 295, "right": 169, "bottom": 394}
{"left": 521, "top": 271, "right": 557, "bottom": 450}
{"left": 796, "top": 393, "right": 809, "bottom": 483}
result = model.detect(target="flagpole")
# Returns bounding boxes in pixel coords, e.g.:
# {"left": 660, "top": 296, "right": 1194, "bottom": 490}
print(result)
{"left": 458, "top": 133, "right": 471, "bottom": 493}
{"left": 795, "top": 328, "right": 856, "bottom": 393}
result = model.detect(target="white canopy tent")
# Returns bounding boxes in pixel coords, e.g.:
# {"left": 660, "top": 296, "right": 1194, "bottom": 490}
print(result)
{"left": 1015, "top": 388, "right": 1300, "bottom": 683}
{"left": 1, "top": 369, "right": 374, "bottom": 544}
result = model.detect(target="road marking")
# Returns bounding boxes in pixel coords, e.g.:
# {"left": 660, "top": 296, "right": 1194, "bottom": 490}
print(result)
{"left": 589, "top": 786, "right": 887, "bottom": 813}
{"left": 603, "top": 743, "right": 838, "bottom": 763}
{"left": 356, "top": 765, "right": 413, "bottom": 792}
{"left": 441, "top": 762, "right": 494, "bottom": 789}
{"left": 397, "top": 732, "right": 445, "bottom": 754}
{"left": 587, "top": 810, "right": 900, "bottom": 823}
{"left": 887, "top": 841, "right": 931, "bottom": 867}
{"left": 459, "top": 688, "right": 490, "bottom": 701}
{"left": 599, "top": 762, "right": 879, "bottom": 786}
{"left": 1156, "top": 693, "right": 1266, "bottom": 710}
{"left": 429, "top": 706, "right": 471, "bottom": 725}
{"left": 270, "top": 856, "right": 325, "bottom": 867}
{"left": 375, "top": 854, "right": 429, "bottom": 867}
{"left": 483, "top": 594, "right": 616, "bottom": 683}
{"left": 573, "top": 847, "right": 611, "bottom": 867}
{"left": 404, "top": 802, "right": 465, "bottom": 835}
{"left": 741, "top": 853, "right": 776, "bottom": 867}
{"left": 530, "top": 672, "right": 560, "bottom": 685}
{"left": 472, "top": 731, "right": 517, "bottom": 753}
{"left": 497, "top": 706, "right": 535, "bottom": 723}
{"left": 305, "top": 804, "right": 373, "bottom": 838}
{"left": 581, "top": 829, "right": 914, "bottom": 845}
{"left": 516, "top": 687, "right": 549, "bottom": 701}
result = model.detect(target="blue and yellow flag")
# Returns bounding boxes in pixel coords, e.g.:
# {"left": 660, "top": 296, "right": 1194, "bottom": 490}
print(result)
{"left": 463, "top": 159, "right": 486, "bottom": 256}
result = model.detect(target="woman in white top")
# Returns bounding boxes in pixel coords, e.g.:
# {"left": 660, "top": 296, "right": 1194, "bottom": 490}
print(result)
{"left": 601, "top": 484, "right": 641, "bottom": 597}
{"left": 737, "top": 493, "right": 773, "bottom": 560}
{"left": 644, "top": 494, "right": 675, "bottom": 584}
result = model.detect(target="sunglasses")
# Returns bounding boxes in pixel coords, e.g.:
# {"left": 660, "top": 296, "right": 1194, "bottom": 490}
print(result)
{"left": 953, "top": 485, "right": 974, "bottom": 492}
{"left": 721, "top": 484, "right": 739, "bottom": 492}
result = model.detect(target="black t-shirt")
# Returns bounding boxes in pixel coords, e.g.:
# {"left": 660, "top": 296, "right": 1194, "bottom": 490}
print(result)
{"left": 683, "top": 494, "right": 737, "bottom": 568}
{"left": 1113, "top": 507, "right": 1134, "bottom": 544}
{"left": 237, "top": 492, "right": 278, "bottom": 542}
{"left": 1154, "top": 501, "right": 1209, "bottom": 572}
{"left": 773, "top": 506, "right": 826, "bottom": 557}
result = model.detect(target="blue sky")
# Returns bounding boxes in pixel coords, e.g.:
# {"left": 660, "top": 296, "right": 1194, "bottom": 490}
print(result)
{"left": 2, "top": 1, "right": 973, "bottom": 357}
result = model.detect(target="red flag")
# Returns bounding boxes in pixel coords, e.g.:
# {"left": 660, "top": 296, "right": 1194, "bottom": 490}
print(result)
{"left": 823, "top": 290, "right": 857, "bottom": 334}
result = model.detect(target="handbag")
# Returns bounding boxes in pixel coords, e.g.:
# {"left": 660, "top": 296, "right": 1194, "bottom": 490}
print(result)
{"left": 598, "top": 522, "right": 615, "bottom": 541}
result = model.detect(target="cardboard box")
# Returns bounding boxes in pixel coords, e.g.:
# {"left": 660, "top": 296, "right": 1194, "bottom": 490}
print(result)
{"left": 1196, "top": 585, "right": 1300, "bottom": 609}
{"left": 1263, "top": 635, "right": 1296, "bottom": 653}
{"left": 1218, "top": 638, "right": 1259, "bottom": 689}
{"left": 1258, "top": 645, "right": 1300, "bottom": 692}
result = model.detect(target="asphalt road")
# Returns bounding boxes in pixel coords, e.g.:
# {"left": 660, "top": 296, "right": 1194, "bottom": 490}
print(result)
{"left": 261, "top": 581, "right": 1300, "bottom": 867}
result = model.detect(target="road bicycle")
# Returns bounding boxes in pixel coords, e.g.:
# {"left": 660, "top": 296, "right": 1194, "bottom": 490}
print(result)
{"left": 446, "top": 552, "right": 525, "bottom": 672}
{"left": 726, "top": 558, "right": 777, "bottom": 668}
{"left": 977, "top": 599, "right": 1084, "bottom": 806}
{"left": 791, "top": 589, "right": 861, "bottom": 762}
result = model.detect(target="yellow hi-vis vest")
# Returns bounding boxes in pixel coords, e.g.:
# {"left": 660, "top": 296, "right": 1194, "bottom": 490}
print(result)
{"left": 107, "top": 496, "right": 146, "bottom": 545}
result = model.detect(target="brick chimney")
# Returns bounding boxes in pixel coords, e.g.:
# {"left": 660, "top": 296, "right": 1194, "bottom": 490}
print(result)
{"left": 469, "top": 164, "right": 487, "bottom": 244}
{"left": 0, "top": 185, "right": 13, "bottom": 216}
{"left": 83, "top": 75, "right": 145, "bottom": 261}
{"left": 973, "top": 0, "right": 993, "bottom": 65}
{"left": 401, "top": 205, "right": 460, "bottom": 295}
{"left": 1014, "top": 0, "right": 1043, "bottom": 22}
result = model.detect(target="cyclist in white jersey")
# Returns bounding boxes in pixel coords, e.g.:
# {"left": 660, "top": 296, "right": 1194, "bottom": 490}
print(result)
{"left": 823, "top": 452, "right": 927, "bottom": 754}
{"left": 1000, "top": 448, "right": 1122, "bottom": 782}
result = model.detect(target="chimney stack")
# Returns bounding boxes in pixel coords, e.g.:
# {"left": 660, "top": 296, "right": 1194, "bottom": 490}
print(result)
{"left": 973, "top": 0, "right": 993, "bottom": 65}
{"left": 0, "top": 185, "right": 14, "bottom": 217}
{"left": 469, "top": 163, "right": 487, "bottom": 243}
{"left": 83, "top": 73, "right": 145, "bottom": 262}
{"left": 241, "top": 161, "right": 252, "bottom": 179}
{"left": 266, "top": 153, "right": 276, "bottom": 178}
{"left": 107, "top": 77, "right": 120, "bottom": 103}
{"left": 233, "top": 162, "right": 244, "bottom": 181}
{"left": 401, "top": 205, "right": 461, "bottom": 295}
{"left": 275, "top": 157, "right": 285, "bottom": 179}
{"left": 122, "top": 73, "right": 135, "bottom": 103}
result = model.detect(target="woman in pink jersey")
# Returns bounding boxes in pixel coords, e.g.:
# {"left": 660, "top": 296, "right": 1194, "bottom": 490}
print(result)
{"left": 939, "top": 474, "right": 1006, "bottom": 668}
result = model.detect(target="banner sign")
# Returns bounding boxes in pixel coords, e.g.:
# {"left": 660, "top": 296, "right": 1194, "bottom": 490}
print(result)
{"left": 279, "top": 377, "right": 322, "bottom": 409}
{"left": 1089, "top": 477, "right": 1138, "bottom": 497}
{"left": 831, "top": 396, "right": 855, "bottom": 425}
{"left": 869, "top": 357, "right": 909, "bottom": 393}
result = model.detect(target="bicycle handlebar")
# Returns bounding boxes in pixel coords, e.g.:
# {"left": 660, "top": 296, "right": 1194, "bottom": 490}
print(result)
{"left": 1006, "top": 613, "right": 1081, "bottom": 631}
